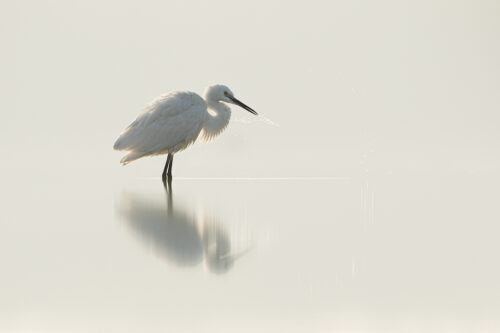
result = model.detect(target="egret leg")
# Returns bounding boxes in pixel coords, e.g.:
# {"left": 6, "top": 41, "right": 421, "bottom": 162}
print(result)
{"left": 163, "top": 172, "right": 173, "bottom": 197}
{"left": 167, "top": 154, "right": 174, "bottom": 177}
{"left": 162, "top": 154, "right": 172, "bottom": 184}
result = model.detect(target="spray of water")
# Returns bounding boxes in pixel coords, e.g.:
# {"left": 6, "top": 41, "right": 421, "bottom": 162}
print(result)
{"left": 231, "top": 114, "right": 280, "bottom": 127}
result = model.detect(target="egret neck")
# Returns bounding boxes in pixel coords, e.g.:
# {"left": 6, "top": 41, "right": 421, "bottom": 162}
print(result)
{"left": 202, "top": 99, "right": 231, "bottom": 141}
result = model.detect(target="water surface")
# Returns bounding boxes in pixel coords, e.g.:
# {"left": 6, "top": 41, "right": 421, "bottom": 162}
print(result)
{"left": 2, "top": 172, "right": 499, "bottom": 332}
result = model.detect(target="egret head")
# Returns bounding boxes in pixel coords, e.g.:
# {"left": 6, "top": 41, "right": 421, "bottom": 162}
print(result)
{"left": 204, "top": 84, "right": 258, "bottom": 115}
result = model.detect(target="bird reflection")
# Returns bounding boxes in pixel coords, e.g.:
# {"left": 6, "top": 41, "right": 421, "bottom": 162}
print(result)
{"left": 118, "top": 182, "right": 248, "bottom": 274}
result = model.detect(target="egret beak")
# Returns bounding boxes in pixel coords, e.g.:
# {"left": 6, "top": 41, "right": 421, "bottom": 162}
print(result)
{"left": 228, "top": 96, "right": 258, "bottom": 115}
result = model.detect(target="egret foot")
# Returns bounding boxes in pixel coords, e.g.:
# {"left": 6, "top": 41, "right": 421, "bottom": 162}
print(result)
{"left": 162, "top": 174, "right": 172, "bottom": 188}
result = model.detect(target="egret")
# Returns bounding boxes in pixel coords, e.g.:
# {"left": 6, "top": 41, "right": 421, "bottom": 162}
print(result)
{"left": 113, "top": 84, "right": 257, "bottom": 183}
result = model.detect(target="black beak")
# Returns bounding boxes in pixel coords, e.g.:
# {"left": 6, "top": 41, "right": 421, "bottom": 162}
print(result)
{"left": 228, "top": 96, "right": 258, "bottom": 115}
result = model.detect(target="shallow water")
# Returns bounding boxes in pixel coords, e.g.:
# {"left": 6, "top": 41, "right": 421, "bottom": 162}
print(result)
{"left": 2, "top": 171, "right": 499, "bottom": 332}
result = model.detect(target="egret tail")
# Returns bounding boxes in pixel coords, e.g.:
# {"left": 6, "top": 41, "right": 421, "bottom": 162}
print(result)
{"left": 120, "top": 151, "right": 148, "bottom": 165}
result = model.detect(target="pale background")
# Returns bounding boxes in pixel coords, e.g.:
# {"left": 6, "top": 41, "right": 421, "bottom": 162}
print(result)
{"left": 1, "top": 1, "right": 499, "bottom": 332}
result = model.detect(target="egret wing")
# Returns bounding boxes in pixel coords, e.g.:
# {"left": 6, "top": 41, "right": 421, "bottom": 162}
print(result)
{"left": 113, "top": 91, "right": 207, "bottom": 157}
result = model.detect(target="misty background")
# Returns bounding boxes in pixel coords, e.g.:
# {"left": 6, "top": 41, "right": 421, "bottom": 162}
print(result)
{"left": 2, "top": 0, "right": 499, "bottom": 178}
{"left": 1, "top": 1, "right": 500, "bottom": 332}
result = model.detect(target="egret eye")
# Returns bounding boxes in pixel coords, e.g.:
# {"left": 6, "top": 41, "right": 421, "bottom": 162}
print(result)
{"left": 224, "top": 91, "right": 229, "bottom": 97}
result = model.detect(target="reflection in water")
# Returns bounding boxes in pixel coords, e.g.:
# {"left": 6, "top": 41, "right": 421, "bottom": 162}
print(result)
{"left": 118, "top": 183, "right": 249, "bottom": 274}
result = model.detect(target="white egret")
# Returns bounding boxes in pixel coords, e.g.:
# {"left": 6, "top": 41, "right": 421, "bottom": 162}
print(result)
{"left": 113, "top": 84, "right": 257, "bottom": 182}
